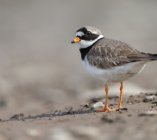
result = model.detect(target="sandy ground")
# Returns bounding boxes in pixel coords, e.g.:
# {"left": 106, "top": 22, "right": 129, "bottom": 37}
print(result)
{"left": 0, "top": 92, "right": 157, "bottom": 140}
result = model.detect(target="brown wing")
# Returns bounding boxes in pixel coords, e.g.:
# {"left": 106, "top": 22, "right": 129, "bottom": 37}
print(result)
{"left": 87, "top": 38, "right": 150, "bottom": 69}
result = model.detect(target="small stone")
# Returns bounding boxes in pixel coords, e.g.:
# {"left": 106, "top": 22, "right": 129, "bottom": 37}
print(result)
{"left": 91, "top": 101, "right": 104, "bottom": 111}
{"left": 143, "top": 95, "right": 156, "bottom": 102}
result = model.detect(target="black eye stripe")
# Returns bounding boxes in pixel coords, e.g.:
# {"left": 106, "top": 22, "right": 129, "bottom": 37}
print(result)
{"left": 76, "top": 27, "right": 99, "bottom": 41}
{"left": 79, "top": 34, "right": 99, "bottom": 41}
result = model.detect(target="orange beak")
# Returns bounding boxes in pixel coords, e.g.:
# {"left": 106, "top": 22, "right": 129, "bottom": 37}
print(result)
{"left": 71, "top": 37, "right": 81, "bottom": 44}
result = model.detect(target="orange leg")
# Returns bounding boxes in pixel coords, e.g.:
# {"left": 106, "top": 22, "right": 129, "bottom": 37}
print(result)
{"left": 98, "top": 82, "right": 114, "bottom": 112}
{"left": 117, "top": 82, "right": 124, "bottom": 111}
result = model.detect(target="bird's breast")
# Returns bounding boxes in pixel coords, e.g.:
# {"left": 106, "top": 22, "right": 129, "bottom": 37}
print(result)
{"left": 82, "top": 57, "right": 146, "bottom": 82}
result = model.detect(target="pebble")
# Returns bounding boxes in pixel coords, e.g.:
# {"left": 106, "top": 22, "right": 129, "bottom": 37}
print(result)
{"left": 143, "top": 95, "right": 156, "bottom": 102}
{"left": 91, "top": 101, "right": 104, "bottom": 111}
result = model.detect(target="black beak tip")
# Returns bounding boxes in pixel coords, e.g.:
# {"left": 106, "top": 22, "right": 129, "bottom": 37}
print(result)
{"left": 71, "top": 41, "right": 75, "bottom": 44}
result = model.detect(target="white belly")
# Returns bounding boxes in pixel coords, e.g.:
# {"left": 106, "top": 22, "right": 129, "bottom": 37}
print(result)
{"left": 83, "top": 57, "right": 146, "bottom": 82}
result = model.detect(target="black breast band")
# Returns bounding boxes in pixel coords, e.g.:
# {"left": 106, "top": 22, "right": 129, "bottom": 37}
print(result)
{"left": 79, "top": 37, "right": 104, "bottom": 60}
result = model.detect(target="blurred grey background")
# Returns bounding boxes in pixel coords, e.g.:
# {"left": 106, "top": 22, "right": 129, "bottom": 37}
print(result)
{"left": 0, "top": 0, "right": 157, "bottom": 113}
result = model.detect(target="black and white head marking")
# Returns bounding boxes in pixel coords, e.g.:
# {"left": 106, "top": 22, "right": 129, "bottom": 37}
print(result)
{"left": 76, "top": 26, "right": 104, "bottom": 48}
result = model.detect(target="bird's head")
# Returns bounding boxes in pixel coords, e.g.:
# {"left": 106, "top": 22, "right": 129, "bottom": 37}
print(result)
{"left": 71, "top": 26, "right": 104, "bottom": 49}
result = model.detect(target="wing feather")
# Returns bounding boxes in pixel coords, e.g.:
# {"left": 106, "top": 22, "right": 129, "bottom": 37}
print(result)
{"left": 87, "top": 38, "right": 150, "bottom": 69}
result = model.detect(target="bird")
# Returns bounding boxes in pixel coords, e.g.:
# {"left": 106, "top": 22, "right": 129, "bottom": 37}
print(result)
{"left": 71, "top": 26, "right": 157, "bottom": 112}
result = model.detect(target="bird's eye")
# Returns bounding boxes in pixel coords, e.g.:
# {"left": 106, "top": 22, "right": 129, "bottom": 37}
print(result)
{"left": 79, "top": 34, "right": 88, "bottom": 40}
{"left": 77, "top": 35, "right": 84, "bottom": 40}
{"left": 76, "top": 35, "right": 81, "bottom": 38}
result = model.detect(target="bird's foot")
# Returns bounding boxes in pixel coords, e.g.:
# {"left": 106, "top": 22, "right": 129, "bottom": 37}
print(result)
{"left": 117, "top": 104, "right": 122, "bottom": 112}
{"left": 97, "top": 105, "right": 115, "bottom": 113}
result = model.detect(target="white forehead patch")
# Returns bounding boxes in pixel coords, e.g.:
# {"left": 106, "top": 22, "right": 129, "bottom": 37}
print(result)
{"left": 76, "top": 31, "right": 84, "bottom": 37}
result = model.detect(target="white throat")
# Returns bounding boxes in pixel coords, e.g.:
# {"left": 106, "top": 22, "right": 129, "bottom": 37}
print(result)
{"left": 78, "top": 35, "right": 104, "bottom": 49}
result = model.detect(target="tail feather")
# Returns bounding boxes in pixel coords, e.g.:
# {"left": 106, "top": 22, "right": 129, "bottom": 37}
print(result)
{"left": 147, "top": 53, "right": 157, "bottom": 60}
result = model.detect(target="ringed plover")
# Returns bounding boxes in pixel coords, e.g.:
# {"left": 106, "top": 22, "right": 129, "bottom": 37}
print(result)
{"left": 71, "top": 26, "right": 157, "bottom": 112}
